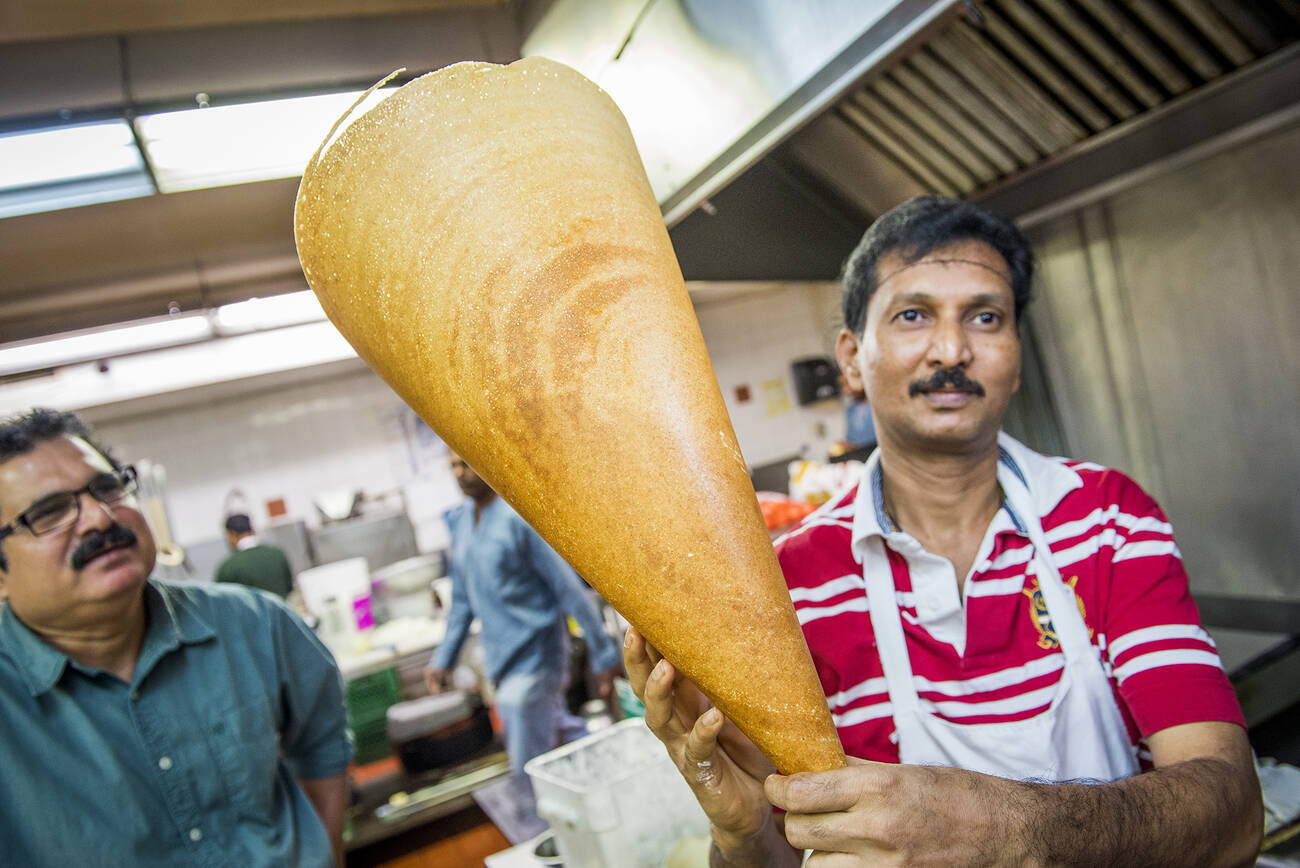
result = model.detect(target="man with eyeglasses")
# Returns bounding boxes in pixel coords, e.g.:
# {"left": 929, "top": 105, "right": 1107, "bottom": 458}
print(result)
{"left": 0, "top": 408, "right": 353, "bottom": 868}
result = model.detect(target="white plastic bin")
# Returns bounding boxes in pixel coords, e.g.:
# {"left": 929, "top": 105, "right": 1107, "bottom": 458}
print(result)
{"left": 524, "top": 717, "right": 711, "bottom": 868}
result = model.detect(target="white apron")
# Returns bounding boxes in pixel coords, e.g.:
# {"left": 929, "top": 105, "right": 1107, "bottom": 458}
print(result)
{"left": 861, "top": 462, "right": 1139, "bottom": 783}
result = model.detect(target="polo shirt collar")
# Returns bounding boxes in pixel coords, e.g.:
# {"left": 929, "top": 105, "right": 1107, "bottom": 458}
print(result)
{"left": 849, "top": 432, "right": 1082, "bottom": 562}
{"left": 0, "top": 579, "right": 216, "bottom": 697}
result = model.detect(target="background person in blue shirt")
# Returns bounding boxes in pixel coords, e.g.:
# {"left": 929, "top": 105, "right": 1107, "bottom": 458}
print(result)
{"left": 0, "top": 408, "right": 352, "bottom": 868}
{"left": 424, "top": 451, "right": 623, "bottom": 772}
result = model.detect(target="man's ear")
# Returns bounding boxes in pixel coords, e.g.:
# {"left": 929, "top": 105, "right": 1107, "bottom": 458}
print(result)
{"left": 835, "top": 328, "right": 866, "bottom": 397}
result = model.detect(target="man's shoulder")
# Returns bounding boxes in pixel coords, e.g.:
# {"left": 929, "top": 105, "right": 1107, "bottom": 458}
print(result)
{"left": 775, "top": 484, "right": 860, "bottom": 585}
{"left": 1048, "top": 457, "right": 1165, "bottom": 519}
{"left": 154, "top": 579, "right": 288, "bottom": 623}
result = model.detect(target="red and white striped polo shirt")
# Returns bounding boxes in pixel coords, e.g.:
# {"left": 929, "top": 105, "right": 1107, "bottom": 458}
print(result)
{"left": 775, "top": 435, "right": 1244, "bottom": 767}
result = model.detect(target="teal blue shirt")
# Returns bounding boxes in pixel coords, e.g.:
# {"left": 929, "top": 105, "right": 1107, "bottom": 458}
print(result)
{"left": 0, "top": 580, "right": 353, "bottom": 867}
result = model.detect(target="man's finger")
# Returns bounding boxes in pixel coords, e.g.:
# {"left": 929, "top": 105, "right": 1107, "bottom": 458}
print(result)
{"left": 765, "top": 764, "right": 883, "bottom": 814}
{"left": 640, "top": 657, "right": 682, "bottom": 740}
{"left": 622, "top": 627, "right": 653, "bottom": 701}
{"left": 681, "top": 707, "right": 725, "bottom": 789}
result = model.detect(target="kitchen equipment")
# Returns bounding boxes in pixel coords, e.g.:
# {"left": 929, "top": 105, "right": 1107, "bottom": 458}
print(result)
{"left": 298, "top": 557, "right": 373, "bottom": 650}
{"left": 371, "top": 552, "right": 445, "bottom": 622}
{"left": 524, "top": 717, "right": 710, "bottom": 868}
{"left": 386, "top": 690, "right": 495, "bottom": 774}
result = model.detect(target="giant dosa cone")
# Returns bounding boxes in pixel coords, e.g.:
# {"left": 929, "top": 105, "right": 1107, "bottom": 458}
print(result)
{"left": 294, "top": 57, "right": 845, "bottom": 774}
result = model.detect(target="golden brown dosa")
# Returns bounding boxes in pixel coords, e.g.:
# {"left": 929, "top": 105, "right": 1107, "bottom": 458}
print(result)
{"left": 294, "top": 57, "right": 844, "bottom": 774}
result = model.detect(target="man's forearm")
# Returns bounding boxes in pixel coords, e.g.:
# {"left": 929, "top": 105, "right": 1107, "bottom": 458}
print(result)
{"left": 1019, "top": 757, "right": 1262, "bottom": 867}
{"left": 299, "top": 773, "right": 350, "bottom": 868}
{"left": 710, "top": 814, "right": 803, "bottom": 868}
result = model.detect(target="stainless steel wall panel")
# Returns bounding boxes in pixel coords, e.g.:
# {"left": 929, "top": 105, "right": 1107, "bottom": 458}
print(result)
{"left": 1025, "top": 120, "right": 1300, "bottom": 600}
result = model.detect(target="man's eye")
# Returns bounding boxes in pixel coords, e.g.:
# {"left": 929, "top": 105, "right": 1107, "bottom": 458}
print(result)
{"left": 88, "top": 475, "right": 127, "bottom": 502}
{"left": 898, "top": 310, "right": 921, "bottom": 322}
{"left": 975, "top": 311, "right": 1001, "bottom": 325}
{"left": 25, "top": 496, "right": 74, "bottom": 525}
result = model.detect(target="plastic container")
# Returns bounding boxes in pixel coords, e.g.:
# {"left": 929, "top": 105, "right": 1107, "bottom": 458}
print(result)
{"left": 371, "top": 553, "right": 445, "bottom": 622}
{"left": 298, "top": 557, "right": 371, "bottom": 623}
{"left": 524, "top": 717, "right": 710, "bottom": 868}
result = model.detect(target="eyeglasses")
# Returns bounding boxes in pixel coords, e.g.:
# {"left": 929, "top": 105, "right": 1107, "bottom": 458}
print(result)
{"left": 0, "top": 465, "right": 138, "bottom": 542}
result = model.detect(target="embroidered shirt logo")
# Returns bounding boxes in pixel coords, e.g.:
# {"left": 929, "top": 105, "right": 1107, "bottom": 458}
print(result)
{"left": 1023, "top": 576, "right": 1092, "bottom": 649}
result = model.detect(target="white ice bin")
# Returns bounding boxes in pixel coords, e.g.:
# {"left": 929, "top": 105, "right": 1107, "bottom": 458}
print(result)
{"left": 524, "top": 717, "right": 711, "bottom": 868}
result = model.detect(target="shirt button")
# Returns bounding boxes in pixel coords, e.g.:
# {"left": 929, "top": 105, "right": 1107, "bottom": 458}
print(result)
{"left": 158, "top": 756, "right": 173, "bottom": 771}
{"left": 189, "top": 828, "right": 203, "bottom": 842}
{"left": 130, "top": 691, "right": 140, "bottom": 701}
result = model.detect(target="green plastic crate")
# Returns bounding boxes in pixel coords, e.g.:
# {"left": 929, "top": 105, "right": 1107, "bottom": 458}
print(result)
{"left": 346, "top": 667, "right": 400, "bottom": 727}
{"left": 350, "top": 717, "right": 392, "bottom": 765}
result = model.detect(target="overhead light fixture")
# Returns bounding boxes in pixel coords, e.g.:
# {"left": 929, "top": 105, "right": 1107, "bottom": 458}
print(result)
{"left": 0, "top": 120, "right": 153, "bottom": 219}
{"left": 136, "top": 87, "right": 396, "bottom": 193}
{"left": 0, "top": 315, "right": 213, "bottom": 377}
{"left": 213, "top": 290, "right": 326, "bottom": 333}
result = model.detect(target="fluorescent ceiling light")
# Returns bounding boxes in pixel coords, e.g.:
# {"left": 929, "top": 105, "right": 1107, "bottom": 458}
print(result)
{"left": 137, "top": 88, "right": 396, "bottom": 193}
{"left": 0, "top": 120, "right": 153, "bottom": 218}
{"left": 0, "top": 120, "right": 143, "bottom": 188}
{"left": 214, "top": 290, "right": 326, "bottom": 333}
{"left": 0, "top": 315, "right": 212, "bottom": 376}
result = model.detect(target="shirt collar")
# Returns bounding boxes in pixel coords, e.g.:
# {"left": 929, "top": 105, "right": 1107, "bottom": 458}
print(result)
{"left": 235, "top": 534, "right": 261, "bottom": 551}
{"left": 0, "top": 580, "right": 216, "bottom": 697}
{"left": 849, "top": 432, "right": 1082, "bottom": 561}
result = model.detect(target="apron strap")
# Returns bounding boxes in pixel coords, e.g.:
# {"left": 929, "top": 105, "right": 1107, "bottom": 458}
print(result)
{"left": 862, "top": 536, "right": 921, "bottom": 713}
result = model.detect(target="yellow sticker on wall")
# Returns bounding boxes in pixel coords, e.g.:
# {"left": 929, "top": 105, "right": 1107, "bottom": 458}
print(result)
{"left": 762, "top": 378, "right": 791, "bottom": 417}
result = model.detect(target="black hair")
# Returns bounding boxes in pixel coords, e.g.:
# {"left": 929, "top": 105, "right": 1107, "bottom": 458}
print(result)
{"left": 225, "top": 514, "right": 253, "bottom": 535}
{"left": 841, "top": 195, "right": 1035, "bottom": 335}
{"left": 0, "top": 408, "right": 124, "bottom": 572}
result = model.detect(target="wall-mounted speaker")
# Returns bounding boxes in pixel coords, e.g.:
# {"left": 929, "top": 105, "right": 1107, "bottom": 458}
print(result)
{"left": 790, "top": 357, "right": 841, "bottom": 405}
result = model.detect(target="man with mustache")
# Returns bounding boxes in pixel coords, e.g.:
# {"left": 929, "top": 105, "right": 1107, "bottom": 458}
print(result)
{"left": 0, "top": 409, "right": 352, "bottom": 867}
{"left": 628, "top": 196, "right": 1261, "bottom": 865}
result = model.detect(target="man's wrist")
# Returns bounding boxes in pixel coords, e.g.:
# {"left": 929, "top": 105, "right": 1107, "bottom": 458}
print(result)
{"left": 709, "top": 815, "right": 779, "bottom": 868}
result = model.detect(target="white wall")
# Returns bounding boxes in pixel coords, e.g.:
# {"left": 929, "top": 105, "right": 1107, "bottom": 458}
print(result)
{"left": 83, "top": 369, "right": 464, "bottom": 553}
{"left": 694, "top": 282, "right": 846, "bottom": 467}
{"left": 68, "top": 281, "right": 848, "bottom": 553}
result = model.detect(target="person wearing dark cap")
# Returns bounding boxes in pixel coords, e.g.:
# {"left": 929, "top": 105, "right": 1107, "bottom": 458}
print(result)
{"left": 217, "top": 512, "right": 294, "bottom": 599}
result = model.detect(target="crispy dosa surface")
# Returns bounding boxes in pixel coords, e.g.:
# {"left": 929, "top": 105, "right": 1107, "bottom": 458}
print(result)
{"left": 295, "top": 57, "right": 844, "bottom": 773}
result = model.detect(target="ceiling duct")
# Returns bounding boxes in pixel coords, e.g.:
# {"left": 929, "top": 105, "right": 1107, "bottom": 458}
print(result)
{"left": 781, "top": 0, "right": 1300, "bottom": 222}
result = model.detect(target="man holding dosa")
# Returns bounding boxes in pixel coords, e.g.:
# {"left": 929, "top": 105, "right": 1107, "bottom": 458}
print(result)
{"left": 628, "top": 197, "right": 1262, "bottom": 866}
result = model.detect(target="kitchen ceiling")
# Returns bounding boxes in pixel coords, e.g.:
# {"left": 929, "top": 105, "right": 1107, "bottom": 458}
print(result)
{"left": 765, "top": 0, "right": 1300, "bottom": 224}
{"left": 1, "top": 0, "right": 1298, "bottom": 353}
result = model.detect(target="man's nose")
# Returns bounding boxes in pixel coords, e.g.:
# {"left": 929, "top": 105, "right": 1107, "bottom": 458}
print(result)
{"left": 74, "top": 491, "right": 117, "bottom": 531}
{"left": 927, "top": 318, "right": 974, "bottom": 368}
